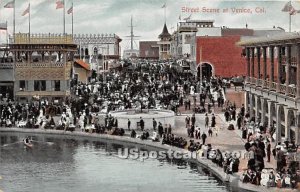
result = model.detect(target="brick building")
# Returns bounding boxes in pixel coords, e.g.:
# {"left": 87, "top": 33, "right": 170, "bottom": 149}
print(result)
{"left": 197, "top": 35, "right": 246, "bottom": 78}
{"left": 196, "top": 27, "right": 285, "bottom": 78}
{"left": 139, "top": 41, "right": 159, "bottom": 60}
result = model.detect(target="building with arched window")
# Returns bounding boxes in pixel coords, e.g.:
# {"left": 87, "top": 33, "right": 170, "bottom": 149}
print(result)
{"left": 73, "top": 34, "right": 122, "bottom": 72}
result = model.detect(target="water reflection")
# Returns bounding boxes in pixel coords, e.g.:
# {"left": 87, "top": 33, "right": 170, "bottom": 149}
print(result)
{"left": 0, "top": 132, "right": 230, "bottom": 192}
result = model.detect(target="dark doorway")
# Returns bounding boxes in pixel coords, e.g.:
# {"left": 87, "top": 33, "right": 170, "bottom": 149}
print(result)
{"left": 197, "top": 63, "right": 213, "bottom": 80}
{"left": 0, "top": 84, "right": 14, "bottom": 100}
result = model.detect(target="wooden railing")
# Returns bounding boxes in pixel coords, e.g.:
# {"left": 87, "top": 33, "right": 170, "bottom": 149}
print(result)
{"left": 0, "top": 63, "right": 13, "bottom": 69}
{"left": 271, "top": 82, "right": 277, "bottom": 90}
{"left": 265, "top": 80, "right": 270, "bottom": 88}
{"left": 291, "top": 57, "right": 297, "bottom": 67}
{"left": 250, "top": 77, "right": 257, "bottom": 84}
{"left": 13, "top": 33, "right": 74, "bottom": 44}
{"left": 279, "top": 84, "right": 286, "bottom": 93}
{"left": 282, "top": 56, "right": 286, "bottom": 65}
{"left": 16, "top": 62, "right": 65, "bottom": 68}
{"left": 288, "top": 86, "right": 296, "bottom": 97}
{"left": 245, "top": 77, "right": 250, "bottom": 83}
{"left": 257, "top": 79, "right": 263, "bottom": 87}
{"left": 246, "top": 76, "right": 299, "bottom": 98}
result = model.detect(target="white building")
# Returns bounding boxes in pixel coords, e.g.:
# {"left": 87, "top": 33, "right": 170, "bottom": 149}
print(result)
{"left": 73, "top": 34, "right": 122, "bottom": 72}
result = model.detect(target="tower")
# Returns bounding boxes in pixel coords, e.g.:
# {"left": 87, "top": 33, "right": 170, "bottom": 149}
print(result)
{"left": 158, "top": 23, "right": 171, "bottom": 60}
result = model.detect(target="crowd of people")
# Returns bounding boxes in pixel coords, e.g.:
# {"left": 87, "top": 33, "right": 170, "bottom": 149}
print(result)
{"left": 1, "top": 59, "right": 299, "bottom": 190}
{"left": 223, "top": 98, "right": 300, "bottom": 189}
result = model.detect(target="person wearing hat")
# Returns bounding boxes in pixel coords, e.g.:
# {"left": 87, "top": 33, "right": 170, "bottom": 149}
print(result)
{"left": 276, "top": 147, "right": 284, "bottom": 172}
{"left": 266, "top": 139, "right": 271, "bottom": 162}
{"left": 127, "top": 119, "right": 131, "bottom": 130}
{"left": 204, "top": 113, "right": 209, "bottom": 128}
{"left": 211, "top": 113, "right": 216, "bottom": 128}
{"left": 152, "top": 118, "right": 157, "bottom": 131}
{"left": 268, "top": 171, "right": 276, "bottom": 187}
{"left": 139, "top": 117, "right": 144, "bottom": 131}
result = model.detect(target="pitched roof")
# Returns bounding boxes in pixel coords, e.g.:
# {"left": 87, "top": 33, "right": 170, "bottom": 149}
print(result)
{"left": 159, "top": 23, "right": 171, "bottom": 39}
{"left": 139, "top": 41, "right": 159, "bottom": 58}
{"left": 74, "top": 59, "right": 90, "bottom": 71}
{"left": 221, "top": 28, "right": 254, "bottom": 37}
{"left": 237, "top": 32, "right": 300, "bottom": 46}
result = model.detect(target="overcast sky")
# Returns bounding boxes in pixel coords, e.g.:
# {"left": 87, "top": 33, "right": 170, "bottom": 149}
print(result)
{"left": 0, "top": 0, "right": 300, "bottom": 50}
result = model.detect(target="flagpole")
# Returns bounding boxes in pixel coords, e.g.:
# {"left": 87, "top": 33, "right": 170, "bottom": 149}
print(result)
{"left": 13, "top": 0, "right": 15, "bottom": 42}
{"left": 29, "top": 1, "right": 31, "bottom": 43}
{"left": 72, "top": 2, "right": 73, "bottom": 37}
{"left": 289, "top": 13, "right": 291, "bottom": 32}
{"left": 164, "top": 5, "right": 166, "bottom": 23}
{"left": 6, "top": 21, "right": 8, "bottom": 45}
{"left": 289, "top": 0, "right": 291, "bottom": 32}
{"left": 63, "top": 0, "right": 66, "bottom": 34}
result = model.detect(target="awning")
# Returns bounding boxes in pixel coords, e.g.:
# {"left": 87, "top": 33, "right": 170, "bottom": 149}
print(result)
{"left": 74, "top": 59, "right": 90, "bottom": 71}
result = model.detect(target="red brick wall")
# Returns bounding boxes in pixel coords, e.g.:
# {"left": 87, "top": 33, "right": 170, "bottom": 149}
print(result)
{"left": 196, "top": 36, "right": 246, "bottom": 77}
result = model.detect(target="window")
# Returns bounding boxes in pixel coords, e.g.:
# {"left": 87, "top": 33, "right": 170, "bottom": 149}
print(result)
{"left": 81, "top": 48, "right": 84, "bottom": 57}
{"left": 94, "top": 47, "right": 98, "bottom": 55}
{"left": 19, "top": 80, "right": 26, "bottom": 91}
{"left": 53, "top": 80, "right": 60, "bottom": 91}
{"left": 34, "top": 80, "right": 46, "bottom": 91}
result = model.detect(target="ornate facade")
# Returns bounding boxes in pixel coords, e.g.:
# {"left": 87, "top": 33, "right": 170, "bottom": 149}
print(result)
{"left": 7, "top": 33, "right": 77, "bottom": 102}
{"left": 73, "top": 34, "right": 121, "bottom": 71}
{"left": 238, "top": 33, "right": 300, "bottom": 145}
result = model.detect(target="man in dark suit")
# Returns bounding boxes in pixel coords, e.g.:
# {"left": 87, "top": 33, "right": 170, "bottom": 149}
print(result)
{"left": 140, "top": 117, "right": 144, "bottom": 131}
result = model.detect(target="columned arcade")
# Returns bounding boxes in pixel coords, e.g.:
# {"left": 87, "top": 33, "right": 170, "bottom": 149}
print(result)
{"left": 239, "top": 33, "right": 300, "bottom": 145}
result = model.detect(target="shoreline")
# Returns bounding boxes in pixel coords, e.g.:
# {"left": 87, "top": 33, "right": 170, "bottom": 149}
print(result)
{"left": 0, "top": 128, "right": 280, "bottom": 192}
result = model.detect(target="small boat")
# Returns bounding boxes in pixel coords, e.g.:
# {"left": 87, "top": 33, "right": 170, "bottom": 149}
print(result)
{"left": 23, "top": 138, "right": 33, "bottom": 148}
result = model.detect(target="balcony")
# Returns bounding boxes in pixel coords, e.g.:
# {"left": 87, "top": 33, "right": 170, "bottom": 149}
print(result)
{"left": 271, "top": 82, "right": 276, "bottom": 90}
{"left": 287, "top": 85, "right": 296, "bottom": 97}
{"left": 16, "top": 62, "right": 65, "bottom": 68}
{"left": 0, "top": 63, "right": 13, "bottom": 69}
{"left": 12, "top": 33, "right": 74, "bottom": 45}
{"left": 281, "top": 56, "right": 297, "bottom": 67}
{"left": 279, "top": 84, "right": 286, "bottom": 93}
{"left": 282, "top": 56, "right": 286, "bottom": 65}
{"left": 246, "top": 76, "right": 299, "bottom": 104}
{"left": 249, "top": 77, "right": 257, "bottom": 84}
{"left": 291, "top": 57, "right": 297, "bottom": 67}
{"left": 257, "top": 79, "right": 263, "bottom": 87}
{"left": 265, "top": 80, "right": 270, "bottom": 88}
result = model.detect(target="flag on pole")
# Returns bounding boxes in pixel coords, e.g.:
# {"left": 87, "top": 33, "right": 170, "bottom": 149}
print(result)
{"left": 4, "top": 1, "right": 14, "bottom": 8}
{"left": 289, "top": 6, "right": 297, "bottom": 15}
{"left": 183, "top": 14, "right": 192, "bottom": 21}
{"left": 56, "top": 0, "right": 64, "bottom": 9}
{"left": 22, "top": 4, "right": 30, "bottom": 16}
{"left": 282, "top": 1, "right": 293, "bottom": 12}
{"left": 67, "top": 6, "right": 73, "bottom": 14}
{"left": 0, "top": 22, "right": 8, "bottom": 30}
{"left": 161, "top": 3, "right": 166, "bottom": 8}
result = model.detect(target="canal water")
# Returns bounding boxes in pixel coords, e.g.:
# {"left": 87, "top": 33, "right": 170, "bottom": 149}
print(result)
{"left": 0, "top": 132, "right": 230, "bottom": 192}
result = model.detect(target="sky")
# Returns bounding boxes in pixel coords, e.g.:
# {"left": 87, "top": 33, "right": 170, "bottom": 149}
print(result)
{"left": 0, "top": 0, "right": 300, "bottom": 50}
